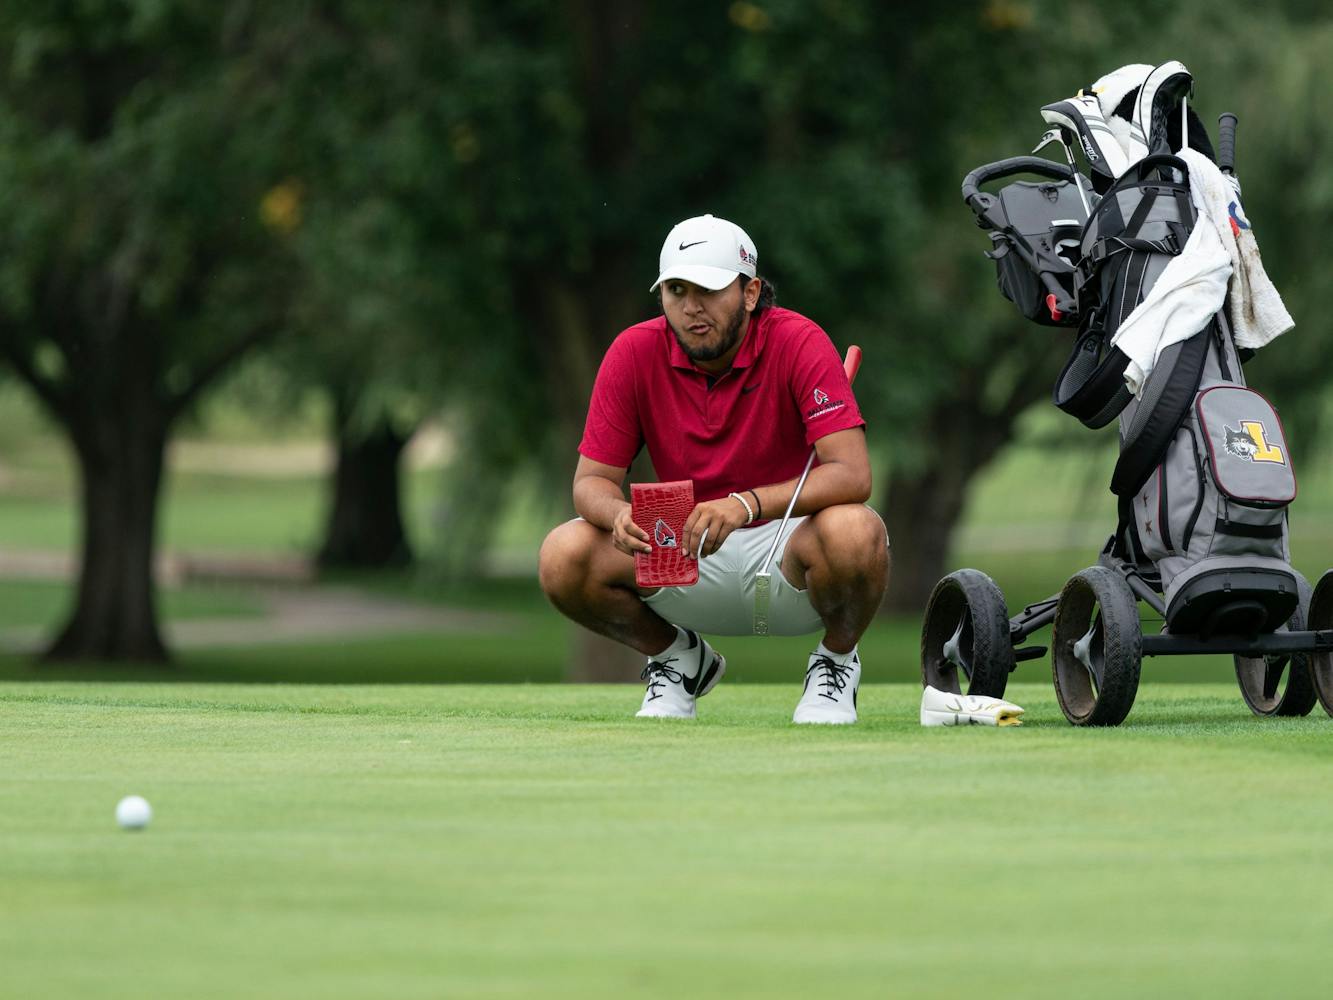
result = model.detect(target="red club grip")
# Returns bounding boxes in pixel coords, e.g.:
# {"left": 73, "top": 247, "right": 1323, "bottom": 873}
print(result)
{"left": 843, "top": 344, "right": 862, "bottom": 384}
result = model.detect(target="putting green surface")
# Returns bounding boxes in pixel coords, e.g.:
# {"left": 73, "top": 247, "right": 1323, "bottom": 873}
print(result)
{"left": 3, "top": 681, "right": 1331, "bottom": 999}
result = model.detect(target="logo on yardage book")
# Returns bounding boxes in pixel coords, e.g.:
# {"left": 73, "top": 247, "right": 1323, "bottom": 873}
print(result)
{"left": 654, "top": 519, "right": 678, "bottom": 548}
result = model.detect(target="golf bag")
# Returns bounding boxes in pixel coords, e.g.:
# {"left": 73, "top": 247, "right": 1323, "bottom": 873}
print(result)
{"left": 969, "top": 121, "right": 1300, "bottom": 638}
{"left": 929, "top": 61, "right": 1332, "bottom": 727}
{"left": 1117, "top": 313, "right": 1298, "bottom": 636}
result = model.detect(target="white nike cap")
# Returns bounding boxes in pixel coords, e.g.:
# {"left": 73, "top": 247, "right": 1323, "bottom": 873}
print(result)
{"left": 649, "top": 214, "right": 758, "bottom": 292}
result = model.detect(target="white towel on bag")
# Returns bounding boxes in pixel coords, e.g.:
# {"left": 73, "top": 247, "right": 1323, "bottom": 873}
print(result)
{"left": 1178, "top": 148, "right": 1295, "bottom": 351}
{"left": 1108, "top": 148, "right": 1293, "bottom": 393}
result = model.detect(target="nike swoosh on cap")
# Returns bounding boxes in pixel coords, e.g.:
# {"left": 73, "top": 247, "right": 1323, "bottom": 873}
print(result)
{"left": 678, "top": 240, "right": 707, "bottom": 250}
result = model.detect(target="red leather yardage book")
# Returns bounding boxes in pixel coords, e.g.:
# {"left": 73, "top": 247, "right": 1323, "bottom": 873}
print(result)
{"left": 631, "top": 480, "right": 699, "bottom": 589}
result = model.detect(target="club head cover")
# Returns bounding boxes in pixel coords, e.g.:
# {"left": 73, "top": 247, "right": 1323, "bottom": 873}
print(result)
{"left": 1135, "top": 60, "right": 1193, "bottom": 158}
{"left": 1040, "top": 94, "right": 1130, "bottom": 184}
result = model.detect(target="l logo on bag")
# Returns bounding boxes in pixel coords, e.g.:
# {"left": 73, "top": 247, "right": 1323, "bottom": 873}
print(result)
{"left": 654, "top": 519, "right": 678, "bottom": 548}
{"left": 1224, "top": 421, "right": 1285, "bottom": 465}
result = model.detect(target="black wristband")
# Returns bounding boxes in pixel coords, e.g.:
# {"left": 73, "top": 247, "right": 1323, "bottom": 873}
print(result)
{"left": 749, "top": 489, "right": 762, "bottom": 520}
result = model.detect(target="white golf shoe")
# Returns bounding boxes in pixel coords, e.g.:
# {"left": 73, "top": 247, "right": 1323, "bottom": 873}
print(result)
{"left": 793, "top": 647, "right": 861, "bottom": 725}
{"left": 635, "top": 629, "right": 726, "bottom": 720}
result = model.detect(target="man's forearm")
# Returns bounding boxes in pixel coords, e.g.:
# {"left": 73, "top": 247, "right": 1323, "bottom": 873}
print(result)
{"left": 573, "top": 475, "right": 630, "bottom": 532}
{"left": 750, "top": 462, "right": 871, "bottom": 522}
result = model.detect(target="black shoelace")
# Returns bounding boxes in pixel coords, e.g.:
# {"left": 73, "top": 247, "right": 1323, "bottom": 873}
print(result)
{"left": 808, "top": 655, "right": 854, "bottom": 702}
{"left": 641, "top": 656, "right": 684, "bottom": 702}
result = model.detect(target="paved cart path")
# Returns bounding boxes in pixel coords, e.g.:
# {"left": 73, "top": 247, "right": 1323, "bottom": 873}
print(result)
{"left": 0, "top": 547, "right": 513, "bottom": 653}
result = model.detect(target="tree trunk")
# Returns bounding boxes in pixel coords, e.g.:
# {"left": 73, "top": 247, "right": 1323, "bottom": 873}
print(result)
{"left": 45, "top": 420, "right": 169, "bottom": 662}
{"left": 881, "top": 385, "right": 1039, "bottom": 616}
{"left": 882, "top": 462, "right": 973, "bottom": 617}
{"left": 522, "top": 279, "right": 645, "bottom": 683}
{"left": 566, "top": 629, "right": 644, "bottom": 684}
{"left": 318, "top": 396, "right": 414, "bottom": 571}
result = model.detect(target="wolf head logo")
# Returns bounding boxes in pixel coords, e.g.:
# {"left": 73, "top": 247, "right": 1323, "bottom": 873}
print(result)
{"left": 653, "top": 518, "right": 677, "bottom": 548}
{"left": 1224, "top": 425, "right": 1259, "bottom": 461}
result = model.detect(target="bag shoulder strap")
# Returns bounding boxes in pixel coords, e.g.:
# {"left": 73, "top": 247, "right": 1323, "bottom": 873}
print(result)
{"left": 1109, "top": 326, "right": 1211, "bottom": 498}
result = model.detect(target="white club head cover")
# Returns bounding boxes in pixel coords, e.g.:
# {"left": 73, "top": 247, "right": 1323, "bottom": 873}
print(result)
{"left": 920, "top": 685, "right": 1025, "bottom": 728}
{"left": 1039, "top": 94, "right": 1130, "bottom": 182}
{"left": 1089, "top": 63, "right": 1154, "bottom": 120}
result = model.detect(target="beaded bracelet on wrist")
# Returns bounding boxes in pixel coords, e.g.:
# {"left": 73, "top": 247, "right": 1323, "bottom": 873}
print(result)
{"left": 728, "top": 491, "right": 755, "bottom": 525}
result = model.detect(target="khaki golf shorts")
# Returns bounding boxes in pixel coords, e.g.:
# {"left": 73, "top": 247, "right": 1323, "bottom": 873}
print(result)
{"left": 642, "top": 516, "right": 824, "bottom": 637}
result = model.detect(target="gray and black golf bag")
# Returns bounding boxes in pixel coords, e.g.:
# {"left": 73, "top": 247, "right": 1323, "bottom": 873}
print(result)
{"left": 968, "top": 128, "right": 1301, "bottom": 642}
{"left": 935, "top": 61, "right": 1332, "bottom": 728}
{"left": 1049, "top": 151, "right": 1301, "bottom": 637}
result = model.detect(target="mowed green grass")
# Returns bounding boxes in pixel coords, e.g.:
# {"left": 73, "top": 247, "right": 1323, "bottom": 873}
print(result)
{"left": 2, "top": 681, "right": 1331, "bottom": 999}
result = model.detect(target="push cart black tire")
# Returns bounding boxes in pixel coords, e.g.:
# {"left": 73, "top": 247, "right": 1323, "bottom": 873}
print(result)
{"left": 1301, "top": 570, "right": 1333, "bottom": 716}
{"left": 1052, "top": 566, "right": 1142, "bottom": 726}
{"left": 920, "top": 569, "right": 1014, "bottom": 699}
{"left": 1234, "top": 571, "right": 1316, "bottom": 717}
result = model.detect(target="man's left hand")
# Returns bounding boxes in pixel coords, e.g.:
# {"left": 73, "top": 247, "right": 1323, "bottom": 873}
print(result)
{"left": 681, "top": 497, "right": 750, "bottom": 560}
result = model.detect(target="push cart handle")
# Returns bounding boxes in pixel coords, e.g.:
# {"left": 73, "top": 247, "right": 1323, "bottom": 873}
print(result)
{"left": 961, "top": 156, "right": 1076, "bottom": 206}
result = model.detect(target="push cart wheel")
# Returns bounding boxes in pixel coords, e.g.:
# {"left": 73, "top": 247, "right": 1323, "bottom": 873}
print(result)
{"left": 1303, "top": 570, "right": 1333, "bottom": 716}
{"left": 920, "top": 569, "right": 1014, "bottom": 698}
{"left": 1052, "top": 566, "right": 1142, "bottom": 726}
{"left": 1234, "top": 571, "right": 1316, "bottom": 717}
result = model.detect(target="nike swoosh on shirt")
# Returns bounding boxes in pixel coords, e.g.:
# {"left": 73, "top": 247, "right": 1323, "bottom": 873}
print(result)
{"left": 741, "top": 383, "right": 761, "bottom": 394}
{"left": 678, "top": 240, "right": 707, "bottom": 250}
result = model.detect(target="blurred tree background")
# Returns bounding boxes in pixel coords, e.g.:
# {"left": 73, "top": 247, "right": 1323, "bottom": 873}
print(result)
{"left": 0, "top": 0, "right": 1330, "bottom": 675}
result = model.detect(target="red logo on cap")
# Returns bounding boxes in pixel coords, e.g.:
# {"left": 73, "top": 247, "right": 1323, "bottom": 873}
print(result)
{"left": 739, "top": 245, "right": 756, "bottom": 266}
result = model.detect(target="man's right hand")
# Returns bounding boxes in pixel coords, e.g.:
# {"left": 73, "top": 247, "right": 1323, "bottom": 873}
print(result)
{"left": 612, "top": 504, "right": 653, "bottom": 556}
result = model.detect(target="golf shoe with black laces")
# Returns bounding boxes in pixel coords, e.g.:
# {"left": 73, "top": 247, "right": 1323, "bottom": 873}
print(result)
{"left": 635, "top": 628, "right": 726, "bottom": 720}
{"left": 792, "top": 646, "right": 861, "bottom": 725}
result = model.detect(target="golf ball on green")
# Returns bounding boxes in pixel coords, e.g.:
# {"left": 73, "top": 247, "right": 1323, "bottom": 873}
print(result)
{"left": 115, "top": 795, "right": 152, "bottom": 830}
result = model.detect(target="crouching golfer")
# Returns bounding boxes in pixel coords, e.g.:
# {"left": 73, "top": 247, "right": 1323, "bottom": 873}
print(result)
{"left": 539, "top": 215, "right": 889, "bottom": 723}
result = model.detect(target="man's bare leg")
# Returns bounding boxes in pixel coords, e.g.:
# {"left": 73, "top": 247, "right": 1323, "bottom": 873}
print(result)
{"left": 540, "top": 519, "right": 727, "bottom": 719}
{"left": 777, "top": 504, "right": 888, "bottom": 724}
{"left": 538, "top": 519, "right": 677, "bottom": 656}
{"left": 781, "top": 504, "right": 890, "bottom": 653}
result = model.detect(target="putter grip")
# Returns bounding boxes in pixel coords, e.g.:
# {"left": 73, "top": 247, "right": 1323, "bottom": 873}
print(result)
{"left": 843, "top": 344, "right": 862, "bottom": 384}
{"left": 1217, "top": 112, "right": 1238, "bottom": 175}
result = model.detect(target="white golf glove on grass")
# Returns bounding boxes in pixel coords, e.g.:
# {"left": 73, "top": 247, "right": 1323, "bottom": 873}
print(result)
{"left": 920, "top": 685, "right": 1025, "bottom": 727}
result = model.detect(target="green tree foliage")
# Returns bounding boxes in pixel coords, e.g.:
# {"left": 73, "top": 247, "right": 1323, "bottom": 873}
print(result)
{"left": 247, "top": 5, "right": 464, "bottom": 570}
{"left": 0, "top": 4, "right": 319, "bottom": 659}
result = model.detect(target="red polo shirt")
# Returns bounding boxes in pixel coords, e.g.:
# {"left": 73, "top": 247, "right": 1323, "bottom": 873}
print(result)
{"left": 578, "top": 307, "right": 865, "bottom": 509}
